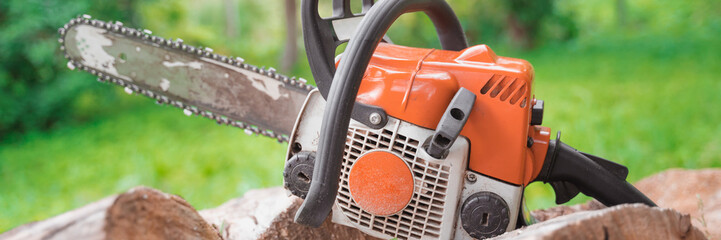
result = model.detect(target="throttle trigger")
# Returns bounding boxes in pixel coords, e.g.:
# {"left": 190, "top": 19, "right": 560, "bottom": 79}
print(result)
{"left": 549, "top": 181, "right": 581, "bottom": 204}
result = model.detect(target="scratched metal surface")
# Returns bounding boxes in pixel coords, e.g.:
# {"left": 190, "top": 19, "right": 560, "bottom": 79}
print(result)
{"left": 63, "top": 24, "right": 310, "bottom": 136}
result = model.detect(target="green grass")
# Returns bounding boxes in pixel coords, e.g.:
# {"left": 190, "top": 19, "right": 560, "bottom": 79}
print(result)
{"left": 1, "top": 39, "right": 720, "bottom": 232}
{"left": 0, "top": 97, "right": 287, "bottom": 231}
{"left": 521, "top": 39, "right": 721, "bottom": 208}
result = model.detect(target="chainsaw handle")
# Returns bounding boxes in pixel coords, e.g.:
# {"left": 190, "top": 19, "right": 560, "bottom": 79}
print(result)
{"left": 295, "top": 0, "right": 467, "bottom": 227}
{"left": 534, "top": 135, "right": 657, "bottom": 207}
{"left": 301, "top": 0, "right": 467, "bottom": 99}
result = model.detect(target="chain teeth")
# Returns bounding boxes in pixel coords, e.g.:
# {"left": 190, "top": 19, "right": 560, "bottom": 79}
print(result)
{"left": 58, "top": 17, "right": 312, "bottom": 143}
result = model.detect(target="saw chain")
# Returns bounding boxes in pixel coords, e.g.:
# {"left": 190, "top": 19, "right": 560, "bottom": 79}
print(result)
{"left": 58, "top": 15, "right": 315, "bottom": 143}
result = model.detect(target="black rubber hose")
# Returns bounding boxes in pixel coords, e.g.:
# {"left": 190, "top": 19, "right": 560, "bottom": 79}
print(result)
{"left": 295, "top": 0, "right": 467, "bottom": 227}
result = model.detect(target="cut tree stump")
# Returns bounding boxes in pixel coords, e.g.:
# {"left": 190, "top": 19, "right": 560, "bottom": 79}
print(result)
{"left": 504, "top": 204, "right": 706, "bottom": 240}
{"left": 635, "top": 169, "right": 721, "bottom": 239}
{"left": 0, "top": 187, "right": 376, "bottom": 240}
{"left": 0, "top": 187, "right": 221, "bottom": 240}
{"left": 200, "top": 187, "right": 378, "bottom": 240}
{"left": 527, "top": 169, "right": 721, "bottom": 239}
{"left": 2, "top": 169, "right": 719, "bottom": 239}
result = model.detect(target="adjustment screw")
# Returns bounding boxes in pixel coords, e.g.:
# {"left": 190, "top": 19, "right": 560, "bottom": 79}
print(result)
{"left": 369, "top": 112, "right": 382, "bottom": 125}
{"left": 466, "top": 172, "right": 477, "bottom": 183}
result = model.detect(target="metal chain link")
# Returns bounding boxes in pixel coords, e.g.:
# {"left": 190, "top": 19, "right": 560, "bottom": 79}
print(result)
{"left": 58, "top": 15, "right": 315, "bottom": 143}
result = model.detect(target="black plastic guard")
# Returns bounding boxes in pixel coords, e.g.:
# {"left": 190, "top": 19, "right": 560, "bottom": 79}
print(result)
{"left": 549, "top": 181, "right": 580, "bottom": 205}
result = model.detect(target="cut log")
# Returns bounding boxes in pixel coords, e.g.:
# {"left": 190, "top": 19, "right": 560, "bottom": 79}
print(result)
{"left": 0, "top": 187, "right": 220, "bottom": 240}
{"left": 499, "top": 204, "right": 706, "bottom": 240}
{"left": 3, "top": 168, "right": 719, "bottom": 239}
{"left": 0, "top": 195, "right": 116, "bottom": 240}
{"left": 530, "top": 169, "right": 721, "bottom": 239}
{"left": 200, "top": 187, "right": 378, "bottom": 240}
{"left": 0, "top": 186, "right": 377, "bottom": 240}
{"left": 634, "top": 169, "right": 721, "bottom": 239}
{"left": 530, "top": 199, "right": 606, "bottom": 222}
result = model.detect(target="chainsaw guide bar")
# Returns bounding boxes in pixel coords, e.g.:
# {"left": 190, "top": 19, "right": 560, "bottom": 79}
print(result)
{"left": 58, "top": 15, "right": 314, "bottom": 143}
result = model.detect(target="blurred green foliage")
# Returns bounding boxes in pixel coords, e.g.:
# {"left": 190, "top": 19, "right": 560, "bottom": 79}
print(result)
{"left": 1, "top": 0, "right": 720, "bottom": 233}
{"left": 3, "top": 0, "right": 719, "bottom": 137}
{"left": 0, "top": 0, "right": 143, "bottom": 138}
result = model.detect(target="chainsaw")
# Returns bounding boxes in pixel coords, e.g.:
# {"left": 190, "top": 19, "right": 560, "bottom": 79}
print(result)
{"left": 58, "top": 0, "right": 656, "bottom": 238}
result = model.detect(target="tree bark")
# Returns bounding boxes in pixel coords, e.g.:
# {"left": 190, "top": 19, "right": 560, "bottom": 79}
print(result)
{"left": 225, "top": 0, "right": 239, "bottom": 39}
{"left": 634, "top": 169, "right": 721, "bottom": 239}
{"left": 3, "top": 169, "right": 718, "bottom": 240}
{"left": 0, "top": 187, "right": 376, "bottom": 240}
{"left": 0, "top": 187, "right": 221, "bottom": 240}
{"left": 280, "top": 0, "right": 298, "bottom": 72}
{"left": 200, "top": 188, "right": 379, "bottom": 240}
{"left": 504, "top": 0, "right": 553, "bottom": 50}
{"left": 616, "top": 0, "right": 627, "bottom": 27}
{"left": 503, "top": 204, "right": 706, "bottom": 240}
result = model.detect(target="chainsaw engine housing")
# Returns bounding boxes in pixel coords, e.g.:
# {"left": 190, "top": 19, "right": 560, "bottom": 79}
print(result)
{"left": 356, "top": 43, "right": 551, "bottom": 186}
{"left": 285, "top": 40, "right": 551, "bottom": 239}
{"left": 286, "top": 90, "right": 522, "bottom": 239}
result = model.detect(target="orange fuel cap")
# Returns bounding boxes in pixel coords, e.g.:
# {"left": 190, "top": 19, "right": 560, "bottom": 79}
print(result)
{"left": 348, "top": 150, "right": 415, "bottom": 216}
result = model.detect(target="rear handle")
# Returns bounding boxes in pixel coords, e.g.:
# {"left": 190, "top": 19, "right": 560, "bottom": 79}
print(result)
{"left": 534, "top": 132, "right": 656, "bottom": 207}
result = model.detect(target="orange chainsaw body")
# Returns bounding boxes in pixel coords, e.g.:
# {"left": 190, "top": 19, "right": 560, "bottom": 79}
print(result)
{"left": 354, "top": 43, "right": 550, "bottom": 185}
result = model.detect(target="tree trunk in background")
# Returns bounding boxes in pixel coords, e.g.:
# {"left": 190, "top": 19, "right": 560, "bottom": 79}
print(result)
{"left": 506, "top": 13, "right": 531, "bottom": 49}
{"left": 225, "top": 0, "right": 239, "bottom": 39}
{"left": 616, "top": 0, "right": 627, "bottom": 27}
{"left": 280, "top": 0, "right": 298, "bottom": 73}
{"left": 121, "top": 0, "right": 138, "bottom": 27}
{"left": 504, "top": 0, "right": 553, "bottom": 50}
